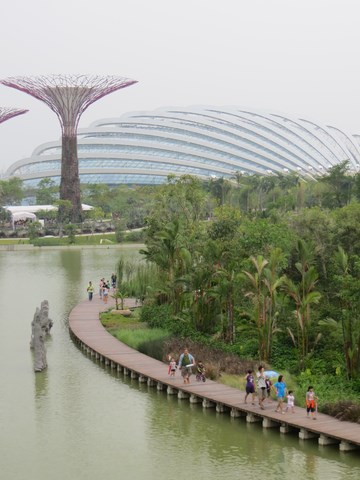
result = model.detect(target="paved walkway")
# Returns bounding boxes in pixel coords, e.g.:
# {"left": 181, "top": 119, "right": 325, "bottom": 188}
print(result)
{"left": 69, "top": 295, "right": 360, "bottom": 452}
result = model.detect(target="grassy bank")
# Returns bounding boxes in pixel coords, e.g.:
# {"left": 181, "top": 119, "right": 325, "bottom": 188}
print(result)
{"left": 0, "top": 232, "right": 144, "bottom": 247}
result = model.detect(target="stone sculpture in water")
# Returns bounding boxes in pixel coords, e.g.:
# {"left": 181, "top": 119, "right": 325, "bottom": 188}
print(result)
{"left": 39, "top": 300, "right": 53, "bottom": 334}
{"left": 30, "top": 300, "right": 53, "bottom": 372}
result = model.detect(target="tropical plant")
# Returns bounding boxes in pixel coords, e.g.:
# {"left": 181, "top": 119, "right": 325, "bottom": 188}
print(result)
{"left": 242, "top": 249, "right": 285, "bottom": 361}
{"left": 282, "top": 240, "right": 322, "bottom": 368}
{"left": 330, "top": 247, "right": 360, "bottom": 379}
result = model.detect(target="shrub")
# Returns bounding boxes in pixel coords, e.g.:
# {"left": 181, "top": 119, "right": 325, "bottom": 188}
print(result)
{"left": 138, "top": 337, "right": 169, "bottom": 361}
{"left": 115, "top": 227, "right": 125, "bottom": 243}
{"left": 322, "top": 401, "right": 360, "bottom": 423}
{"left": 125, "top": 230, "right": 145, "bottom": 242}
{"left": 140, "top": 304, "right": 173, "bottom": 329}
{"left": 114, "top": 327, "right": 170, "bottom": 352}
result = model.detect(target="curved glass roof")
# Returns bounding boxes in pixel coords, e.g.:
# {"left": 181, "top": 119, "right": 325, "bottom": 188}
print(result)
{"left": 6, "top": 106, "right": 360, "bottom": 186}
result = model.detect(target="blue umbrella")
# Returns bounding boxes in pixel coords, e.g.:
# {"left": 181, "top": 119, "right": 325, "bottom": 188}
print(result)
{"left": 264, "top": 370, "right": 279, "bottom": 378}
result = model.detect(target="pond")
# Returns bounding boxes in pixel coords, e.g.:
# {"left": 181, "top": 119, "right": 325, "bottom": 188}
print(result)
{"left": 0, "top": 248, "right": 359, "bottom": 480}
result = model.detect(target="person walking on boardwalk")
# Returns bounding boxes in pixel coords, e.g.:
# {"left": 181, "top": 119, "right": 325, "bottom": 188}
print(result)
{"left": 111, "top": 273, "right": 117, "bottom": 290}
{"left": 178, "top": 347, "right": 195, "bottom": 384}
{"left": 257, "top": 365, "right": 267, "bottom": 410}
{"left": 168, "top": 357, "right": 177, "bottom": 378}
{"left": 86, "top": 281, "right": 94, "bottom": 301}
{"left": 103, "top": 281, "right": 110, "bottom": 304}
{"left": 196, "top": 361, "right": 206, "bottom": 382}
{"left": 273, "top": 375, "right": 287, "bottom": 414}
{"left": 265, "top": 376, "right": 272, "bottom": 402}
{"left": 306, "top": 386, "right": 318, "bottom": 420}
{"left": 244, "top": 369, "right": 256, "bottom": 404}
{"left": 99, "top": 278, "right": 104, "bottom": 299}
{"left": 286, "top": 390, "right": 295, "bottom": 413}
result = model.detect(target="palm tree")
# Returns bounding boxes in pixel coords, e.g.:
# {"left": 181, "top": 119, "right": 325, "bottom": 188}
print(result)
{"left": 332, "top": 247, "right": 360, "bottom": 379}
{"left": 140, "top": 219, "right": 191, "bottom": 312}
{"left": 282, "top": 240, "right": 322, "bottom": 368}
{"left": 242, "top": 250, "right": 284, "bottom": 361}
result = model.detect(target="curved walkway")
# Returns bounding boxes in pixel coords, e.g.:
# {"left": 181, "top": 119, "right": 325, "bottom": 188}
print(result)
{"left": 69, "top": 295, "right": 360, "bottom": 452}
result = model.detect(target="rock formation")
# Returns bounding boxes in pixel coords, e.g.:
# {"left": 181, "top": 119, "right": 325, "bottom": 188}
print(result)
{"left": 30, "top": 300, "right": 52, "bottom": 372}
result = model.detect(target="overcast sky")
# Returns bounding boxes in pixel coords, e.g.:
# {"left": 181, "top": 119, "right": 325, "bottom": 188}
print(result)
{"left": 1, "top": 0, "right": 360, "bottom": 173}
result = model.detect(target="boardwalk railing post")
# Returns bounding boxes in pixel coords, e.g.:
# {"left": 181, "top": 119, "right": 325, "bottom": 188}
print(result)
{"left": 230, "top": 408, "right": 246, "bottom": 418}
{"left": 319, "top": 435, "right": 340, "bottom": 446}
{"left": 202, "top": 399, "right": 215, "bottom": 409}
{"left": 216, "top": 403, "right": 229, "bottom": 413}
{"left": 246, "top": 413, "right": 262, "bottom": 423}
{"left": 339, "top": 441, "right": 357, "bottom": 452}
{"left": 178, "top": 390, "right": 190, "bottom": 399}
{"left": 167, "top": 386, "right": 177, "bottom": 395}
{"left": 299, "top": 429, "right": 318, "bottom": 440}
{"left": 189, "top": 394, "right": 202, "bottom": 404}
{"left": 280, "top": 423, "right": 294, "bottom": 434}
{"left": 263, "top": 418, "right": 279, "bottom": 428}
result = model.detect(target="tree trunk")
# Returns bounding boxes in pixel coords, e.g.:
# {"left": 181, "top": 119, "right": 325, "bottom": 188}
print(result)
{"left": 60, "top": 133, "right": 82, "bottom": 223}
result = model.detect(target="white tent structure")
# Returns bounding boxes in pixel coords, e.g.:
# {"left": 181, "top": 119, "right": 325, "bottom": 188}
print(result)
{"left": 3, "top": 204, "right": 93, "bottom": 229}
{"left": 10, "top": 211, "right": 36, "bottom": 229}
{"left": 4, "top": 204, "right": 93, "bottom": 214}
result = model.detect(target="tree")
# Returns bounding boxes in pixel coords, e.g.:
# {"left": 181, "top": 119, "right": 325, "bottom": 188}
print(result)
{"left": 1, "top": 75, "right": 137, "bottom": 222}
{"left": 242, "top": 249, "right": 285, "bottom": 361}
{"left": 319, "top": 160, "right": 353, "bottom": 208}
{"left": 147, "top": 175, "right": 208, "bottom": 231}
{"left": 82, "top": 184, "right": 112, "bottom": 214}
{"left": 140, "top": 219, "right": 192, "bottom": 312}
{"left": 35, "top": 178, "right": 58, "bottom": 205}
{"left": 64, "top": 223, "right": 76, "bottom": 244}
{"left": 210, "top": 267, "right": 237, "bottom": 343}
{"left": 27, "top": 221, "right": 42, "bottom": 241}
{"left": 282, "top": 240, "right": 322, "bottom": 368}
{"left": 207, "top": 205, "right": 241, "bottom": 241}
{"left": 0, "top": 177, "right": 23, "bottom": 205}
{"left": 208, "top": 177, "right": 232, "bottom": 206}
{"left": 331, "top": 247, "right": 360, "bottom": 379}
{"left": 55, "top": 200, "right": 72, "bottom": 237}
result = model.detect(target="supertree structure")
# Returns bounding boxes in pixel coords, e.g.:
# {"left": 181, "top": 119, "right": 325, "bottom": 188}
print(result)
{"left": 0, "top": 107, "right": 28, "bottom": 125}
{"left": 0, "top": 75, "right": 137, "bottom": 222}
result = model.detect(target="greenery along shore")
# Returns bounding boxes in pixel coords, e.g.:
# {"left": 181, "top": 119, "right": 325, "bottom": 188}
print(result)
{"left": 2, "top": 162, "right": 360, "bottom": 420}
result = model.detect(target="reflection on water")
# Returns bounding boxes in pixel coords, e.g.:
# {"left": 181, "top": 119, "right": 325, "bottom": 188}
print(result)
{"left": 34, "top": 369, "right": 49, "bottom": 399}
{"left": 0, "top": 249, "right": 359, "bottom": 480}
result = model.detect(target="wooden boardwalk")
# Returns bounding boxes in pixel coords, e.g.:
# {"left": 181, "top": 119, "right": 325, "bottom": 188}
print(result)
{"left": 69, "top": 295, "right": 360, "bottom": 452}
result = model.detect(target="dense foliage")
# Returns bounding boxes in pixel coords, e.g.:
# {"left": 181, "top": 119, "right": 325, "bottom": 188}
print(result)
{"left": 124, "top": 166, "right": 360, "bottom": 392}
{"left": 4, "top": 164, "right": 360, "bottom": 401}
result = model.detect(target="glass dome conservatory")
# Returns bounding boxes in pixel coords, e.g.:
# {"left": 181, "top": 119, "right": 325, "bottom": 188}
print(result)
{"left": 6, "top": 106, "right": 360, "bottom": 186}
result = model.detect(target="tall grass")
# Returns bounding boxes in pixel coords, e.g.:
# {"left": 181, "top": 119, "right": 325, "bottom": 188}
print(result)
{"left": 114, "top": 328, "right": 170, "bottom": 350}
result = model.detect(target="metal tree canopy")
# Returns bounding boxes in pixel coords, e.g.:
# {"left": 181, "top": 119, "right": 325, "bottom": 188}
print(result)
{"left": 0, "top": 107, "right": 28, "bottom": 125}
{"left": 0, "top": 75, "right": 137, "bottom": 222}
{"left": 0, "top": 74, "right": 137, "bottom": 136}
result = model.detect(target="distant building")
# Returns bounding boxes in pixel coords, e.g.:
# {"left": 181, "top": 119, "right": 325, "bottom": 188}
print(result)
{"left": 6, "top": 106, "right": 360, "bottom": 187}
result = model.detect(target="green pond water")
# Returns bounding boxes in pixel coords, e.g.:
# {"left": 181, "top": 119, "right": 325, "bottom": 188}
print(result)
{"left": 0, "top": 248, "right": 359, "bottom": 480}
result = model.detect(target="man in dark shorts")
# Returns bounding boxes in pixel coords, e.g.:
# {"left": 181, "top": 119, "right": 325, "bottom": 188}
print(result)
{"left": 178, "top": 347, "right": 195, "bottom": 384}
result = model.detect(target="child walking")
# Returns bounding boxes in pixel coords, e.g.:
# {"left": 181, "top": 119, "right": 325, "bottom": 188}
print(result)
{"left": 168, "top": 357, "right": 177, "bottom": 378}
{"left": 265, "top": 376, "right": 272, "bottom": 402}
{"left": 244, "top": 369, "right": 256, "bottom": 405}
{"left": 273, "top": 375, "right": 287, "bottom": 414}
{"left": 196, "top": 361, "right": 206, "bottom": 382}
{"left": 306, "top": 386, "right": 318, "bottom": 420}
{"left": 286, "top": 390, "right": 295, "bottom": 413}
